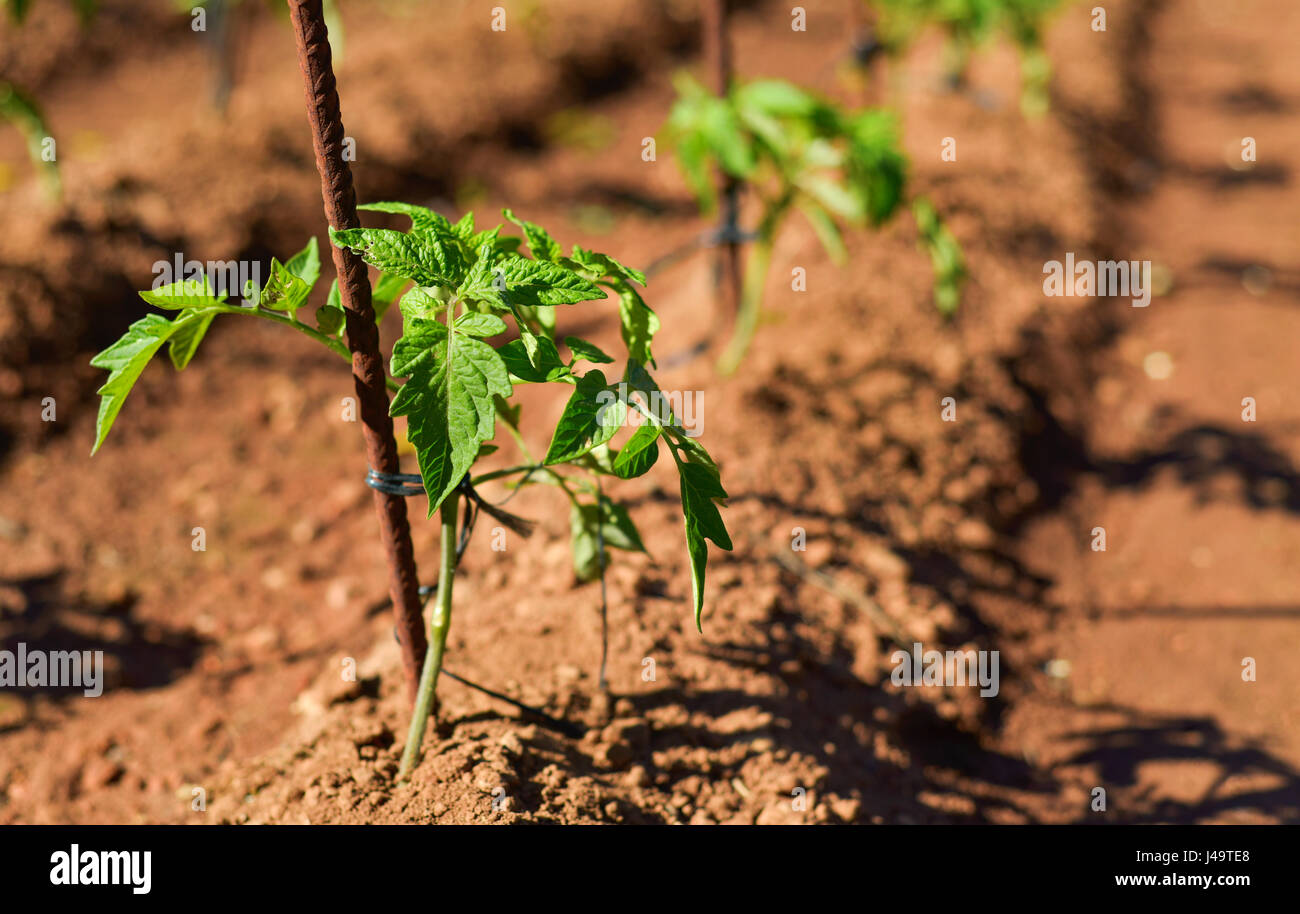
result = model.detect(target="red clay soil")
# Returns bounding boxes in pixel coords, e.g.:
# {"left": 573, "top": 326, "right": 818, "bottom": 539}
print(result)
{"left": 0, "top": 0, "right": 1296, "bottom": 824}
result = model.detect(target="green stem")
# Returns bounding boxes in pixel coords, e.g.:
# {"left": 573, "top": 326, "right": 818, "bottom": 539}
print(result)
{"left": 225, "top": 304, "right": 402, "bottom": 392}
{"left": 470, "top": 463, "right": 538, "bottom": 485}
{"left": 247, "top": 307, "right": 351, "bottom": 359}
{"left": 717, "top": 233, "right": 773, "bottom": 376}
{"left": 397, "top": 493, "right": 459, "bottom": 780}
{"left": 492, "top": 405, "right": 583, "bottom": 505}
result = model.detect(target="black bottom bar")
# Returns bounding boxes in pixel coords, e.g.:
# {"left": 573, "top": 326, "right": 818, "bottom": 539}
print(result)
{"left": 0, "top": 824, "right": 1283, "bottom": 900}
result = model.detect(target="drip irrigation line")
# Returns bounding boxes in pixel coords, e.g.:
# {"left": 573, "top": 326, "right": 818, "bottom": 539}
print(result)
{"left": 771, "top": 549, "right": 913, "bottom": 650}
{"left": 644, "top": 221, "right": 757, "bottom": 370}
{"left": 642, "top": 223, "right": 759, "bottom": 280}
{"left": 660, "top": 337, "right": 712, "bottom": 371}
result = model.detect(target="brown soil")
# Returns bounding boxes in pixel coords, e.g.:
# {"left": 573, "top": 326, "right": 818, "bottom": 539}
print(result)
{"left": 0, "top": 0, "right": 1295, "bottom": 824}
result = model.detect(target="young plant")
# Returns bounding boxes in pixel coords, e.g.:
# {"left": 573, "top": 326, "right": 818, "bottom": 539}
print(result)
{"left": 663, "top": 74, "right": 965, "bottom": 373}
{"left": 90, "top": 205, "right": 732, "bottom": 779}
{"left": 866, "top": 0, "right": 1063, "bottom": 116}
{"left": 0, "top": 0, "right": 93, "bottom": 199}
{"left": 0, "top": 82, "right": 59, "bottom": 198}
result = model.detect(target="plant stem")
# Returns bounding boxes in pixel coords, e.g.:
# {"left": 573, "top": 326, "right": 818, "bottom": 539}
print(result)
{"left": 717, "top": 233, "right": 772, "bottom": 375}
{"left": 470, "top": 463, "right": 538, "bottom": 485}
{"left": 398, "top": 494, "right": 459, "bottom": 780}
{"left": 221, "top": 306, "right": 403, "bottom": 391}
{"left": 287, "top": 0, "right": 428, "bottom": 702}
{"left": 257, "top": 309, "right": 352, "bottom": 358}
{"left": 595, "top": 475, "right": 609, "bottom": 693}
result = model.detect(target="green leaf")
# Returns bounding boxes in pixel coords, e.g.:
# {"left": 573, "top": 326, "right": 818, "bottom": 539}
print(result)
{"left": 466, "top": 225, "right": 503, "bottom": 258}
{"left": 453, "top": 311, "right": 508, "bottom": 337}
{"left": 503, "top": 209, "right": 563, "bottom": 262}
{"left": 567, "top": 245, "right": 647, "bottom": 286}
{"left": 733, "top": 79, "right": 820, "bottom": 118}
{"left": 569, "top": 496, "right": 646, "bottom": 581}
{"left": 0, "top": 80, "right": 60, "bottom": 197}
{"left": 330, "top": 227, "right": 457, "bottom": 287}
{"left": 498, "top": 338, "right": 569, "bottom": 383}
{"left": 797, "top": 199, "right": 847, "bottom": 264}
{"left": 612, "top": 421, "right": 661, "bottom": 479}
{"left": 317, "top": 279, "right": 345, "bottom": 336}
{"left": 913, "top": 197, "right": 966, "bottom": 317}
{"left": 139, "top": 278, "right": 225, "bottom": 310}
{"left": 259, "top": 257, "right": 311, "bottom": 313}
{"left": 596, "top": 498, "right": 647, "bottom": 552}
{"left": 564, "top": 336, "right": 614, "bottom": 365}
{"left": 673, "top": 129, "right": 715, "bottom": 210}
{"left": 675, "top": 456, "right": 732, "bottom": 629}
{"left": 519, "top": 326, "right": 566, "bottom": 374}
{"left": 389, "top": 314, "right": 512, "bottom": 512}
{"left": 455, "top": 247, "right": 497, "bottom": 304}
{"left": 543, "top": 369, "right": 625, "bottom": 465}
{"left": 396, "top": 285, "right": 446, "bottom": 320}
{"left": 843, "top": 111, "right": 907, "bottom": 225}
{"left": 532, "top": 302, "right": 557, "bottom": 336}
{"left": 372, "top": 272, "right": 409, "bottom": 322}
{"left": 665, "top": 74, "right": 758, "bottom": 198}
{"left": 284, "top": 236, "right": 321, "bottom": 289}
{"left": 668, "top": 428, "right": 718, "bottom": 470}
{"left": 167, "top": 309, "right": 217, "bottom": 371}
{"left": 616, "top": 284, "right": 660, "bottom": 367}
{"left": 90, "top": 314, "right": 188, "bottom": 454}
{"left": 461, "top": 253, "right": 604, "bottom": 309}
{"left": 358, "top": 201, "right": 452, "bottom": 236}
{"left": 450, "top": 211, "right": 475, "bottom": 239}
{"left": 798, "top": 174, "right": 864, "bottom": 225}
{"left": 616, "top": 361, "right": 692, "bottom": 434}
{"left": 577, "top": 442, "right": 618, "bottom": 476}
{"left": 698, "top": 96, "right": 756, "bottom": 178}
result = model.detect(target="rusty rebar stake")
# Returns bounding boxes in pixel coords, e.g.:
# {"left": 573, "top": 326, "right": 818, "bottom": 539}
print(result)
{"left": 702, "top": 0, "right": 742, "bottom": 329}
{"left": 286, "top": 0, "right": 427, "bottom": 701}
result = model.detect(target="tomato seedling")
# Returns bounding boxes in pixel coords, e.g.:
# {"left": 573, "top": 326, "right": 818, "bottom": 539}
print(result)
{"left": 91, "top": 205, "right": 732, "bottom": 778}
{"left": 663, "top": 75, "right": 966, "bottom": 373}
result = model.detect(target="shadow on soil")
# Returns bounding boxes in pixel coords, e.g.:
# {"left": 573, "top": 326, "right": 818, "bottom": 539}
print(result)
{"left": 0, "top": 570, "right": 208, "bottom": 713}
{"left": 1055, "top": 709, "right": 1300, "bottom": 823}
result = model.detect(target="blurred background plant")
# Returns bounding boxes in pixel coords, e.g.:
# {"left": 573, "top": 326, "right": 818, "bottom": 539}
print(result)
{"left": 0, "top": 0, "right": 97, "bottom": 199}
{"left": 662, "top": 73, "right": 964, "bottom": 372}
{"left": 858, "top": 0, "right": 1065, "bottom": 116}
